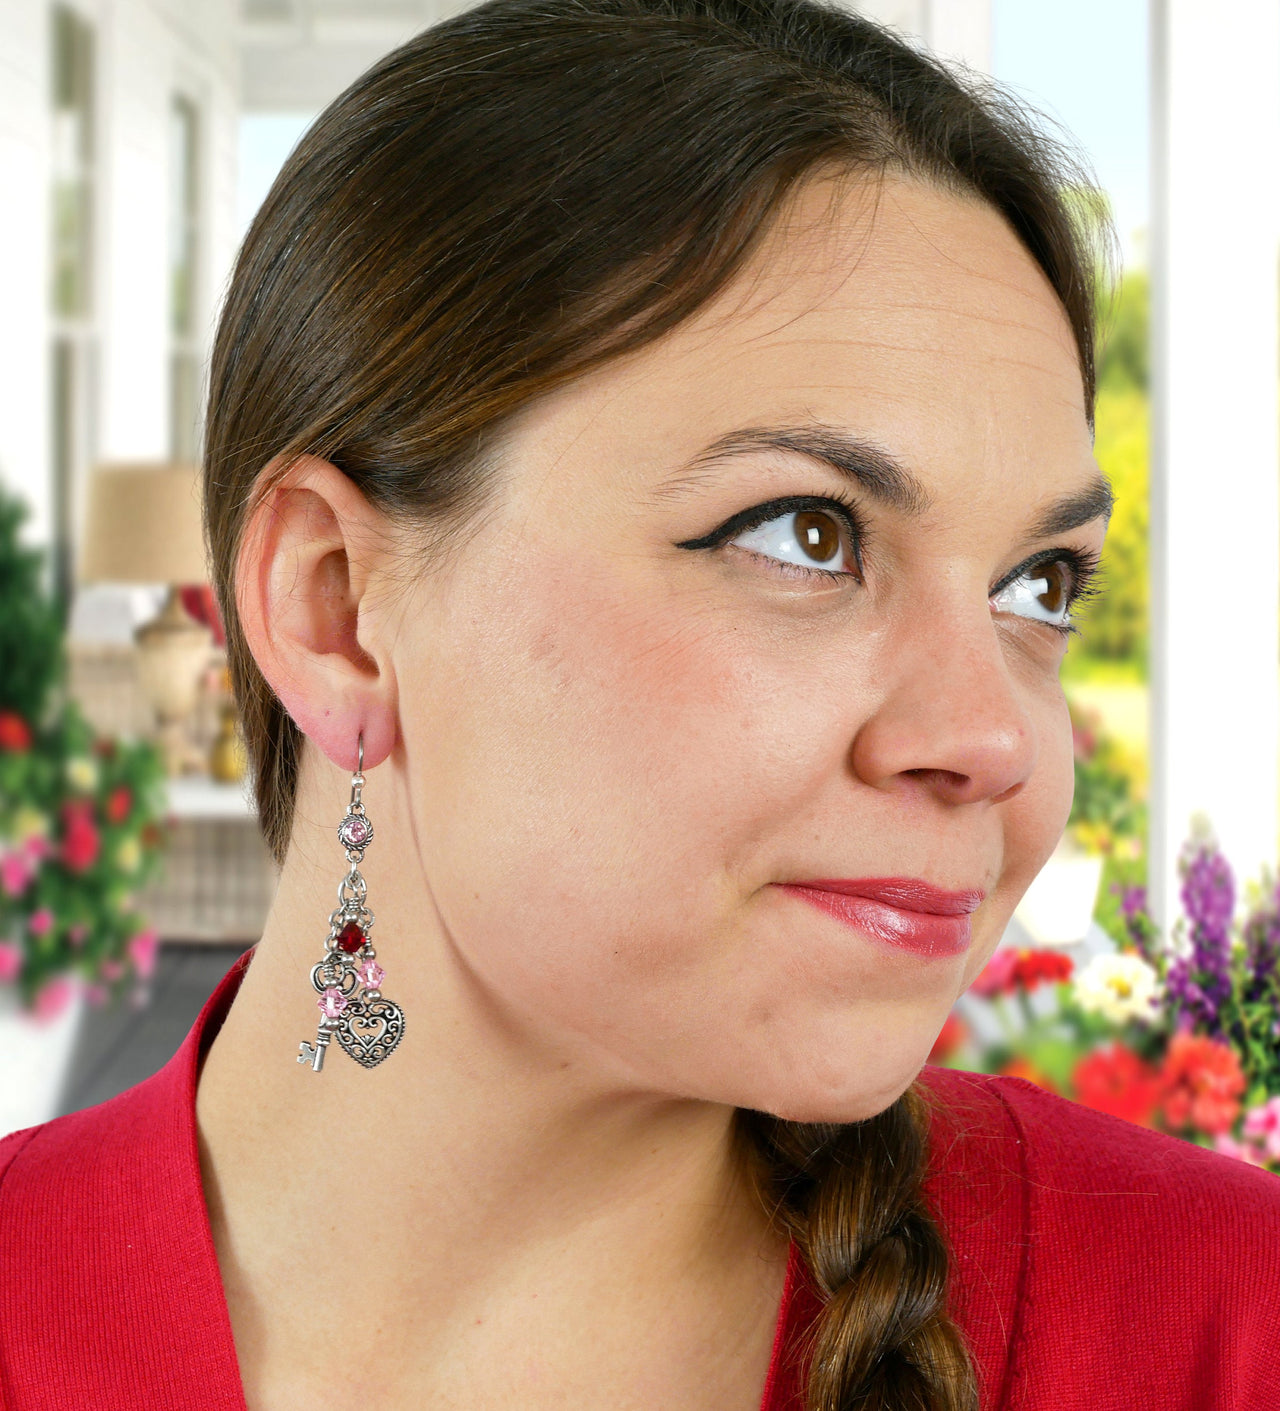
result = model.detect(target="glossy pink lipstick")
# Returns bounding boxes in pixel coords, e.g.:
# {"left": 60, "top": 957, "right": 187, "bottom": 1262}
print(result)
{"left": 776, "top": 877, "right": 983, "bottom": 958}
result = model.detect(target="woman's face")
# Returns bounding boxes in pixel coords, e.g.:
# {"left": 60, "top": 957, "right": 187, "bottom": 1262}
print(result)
{"left": 385, "top": 174, "right": 1108, "bottom": 1122}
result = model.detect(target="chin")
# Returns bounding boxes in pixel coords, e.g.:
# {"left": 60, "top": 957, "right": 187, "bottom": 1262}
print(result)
{"left": 736, "top": 1054, "right": 925, "bottom": 1128}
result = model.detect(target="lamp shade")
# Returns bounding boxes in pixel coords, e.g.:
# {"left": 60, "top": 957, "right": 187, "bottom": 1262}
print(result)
{"left": 79, "top": 462, "right": 209, "bottom": 586}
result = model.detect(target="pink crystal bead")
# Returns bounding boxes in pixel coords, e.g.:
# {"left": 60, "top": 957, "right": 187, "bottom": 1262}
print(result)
{"left": 358, "top": 959, "right": 385, "bottom": 989}
{"left": 338, "top": 814, "right": 371, "bottom": 849}
{"left": 318, "top": 986, "right": 349, "bottom": 1019}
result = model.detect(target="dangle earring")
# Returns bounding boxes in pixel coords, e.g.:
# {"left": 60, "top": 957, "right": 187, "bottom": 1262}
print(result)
{"left": 297, "top": 732, "right": 405, "bottom": 1072}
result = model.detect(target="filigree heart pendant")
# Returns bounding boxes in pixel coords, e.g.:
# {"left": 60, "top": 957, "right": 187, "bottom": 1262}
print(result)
{"left": 335, "top": 996, "right": 406, "bottom": 1068}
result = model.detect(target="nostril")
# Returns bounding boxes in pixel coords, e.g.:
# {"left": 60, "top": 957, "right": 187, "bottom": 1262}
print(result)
{"left": 904, "top": 766, "right": 971, "bottom": 790}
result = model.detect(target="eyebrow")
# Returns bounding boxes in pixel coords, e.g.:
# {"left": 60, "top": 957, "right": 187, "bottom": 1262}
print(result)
{"left": 664, "top": 421, "right": 1114, "bottom": 539}
{"left": 1024, "top": 478, "right": 1115, "bottom": 539}
{"left": 669, "top": 425, "right": 932, "bottom": 515}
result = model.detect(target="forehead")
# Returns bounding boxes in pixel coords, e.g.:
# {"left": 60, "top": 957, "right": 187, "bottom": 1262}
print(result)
{"left": 509, "top": 172, "right": 1095, "bottom": 511}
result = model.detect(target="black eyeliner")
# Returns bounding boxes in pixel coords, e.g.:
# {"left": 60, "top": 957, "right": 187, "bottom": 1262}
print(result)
{"left": 990, "top": 546, "right": 1102, "bottom": 606}
{"left": 675, "top": 492, "right": 867, "bottom": 570}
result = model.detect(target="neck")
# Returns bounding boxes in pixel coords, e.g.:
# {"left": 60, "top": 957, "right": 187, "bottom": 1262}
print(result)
{"left": 194, "top": 756, "right": 788, "bottom": 1392}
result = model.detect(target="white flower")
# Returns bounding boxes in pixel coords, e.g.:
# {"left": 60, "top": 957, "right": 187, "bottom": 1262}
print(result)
{"left": 65, "top": 756, "right": 99, "bottom": 793}
{"left": 1073, "top": 952, "right": 1162, "bottom": 1025}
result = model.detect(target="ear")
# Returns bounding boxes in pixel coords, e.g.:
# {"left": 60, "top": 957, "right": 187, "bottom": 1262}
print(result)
{"left": 235, "top": 455, "right": 400, "bottom": 773}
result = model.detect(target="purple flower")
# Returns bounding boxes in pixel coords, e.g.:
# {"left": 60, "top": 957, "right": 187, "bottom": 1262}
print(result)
{"left": 1113, "top": 883, "right": 1158, "bottom": 964}
{"left": 1242, "top": 879, "right": 1280, "bottom": 1006}
{"left": 1168, "top": 839, "right": 1235, "bottom": 1037}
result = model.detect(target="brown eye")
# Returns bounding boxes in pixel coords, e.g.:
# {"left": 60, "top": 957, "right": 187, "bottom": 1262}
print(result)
{"left": 793, "top": 510, "right": 841, "bottom": 563}
{"left": 989, "top": 557, "right": 1076, "bottom": 627}
{"left": 1037, "top": 561, "right": 1070, "bottom": 614}
{"left": 730, "top": 506, "right": 857, "bottom": 576}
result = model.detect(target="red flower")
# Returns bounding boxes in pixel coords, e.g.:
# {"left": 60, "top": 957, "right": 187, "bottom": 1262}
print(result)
{"left": 0, "top": 712, "right": 32, "bottom": 751}
{"left": 970, "top": 947, "right": 1073, "bottom": 999}
{"left": 60, "top": 800, "right": 101, "bottom": 874}
{"left": 929, "top": 1011, "right": 968, "bottom": 1063}
{"left": 1072, "top": 1042, "right": 1162, "bottom": 1127}
{"left": 1013, "top": 949, "right": 1074, "bottom": 991}
{"left": 105, "top": 786, "right": 133, "bottom": 824}
{"left": 1158, "top": 1031, "right": 1246, "bottom": 1136}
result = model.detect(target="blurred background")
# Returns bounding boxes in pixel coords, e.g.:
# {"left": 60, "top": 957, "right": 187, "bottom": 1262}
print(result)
{"left": 2, "top": 0, "right": 1278, "bottom": 1170}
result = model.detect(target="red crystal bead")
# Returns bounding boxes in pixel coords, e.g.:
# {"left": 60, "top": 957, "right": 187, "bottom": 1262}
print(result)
{"left": 336, "top": 920, "right": 365, "bottom": 953}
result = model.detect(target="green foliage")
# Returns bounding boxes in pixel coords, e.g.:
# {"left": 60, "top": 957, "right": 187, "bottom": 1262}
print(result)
{"left": 0, "top": 482, "right": 171, "bottom": 1010}
{"left": 0, "top": 706, "right": 171, "bottom": 1007}
{"left": 1073, "top": 385, "right": 1149, "bottom": 664}
{"left": 0, "top": 487, "right": 65, "bottom": 724}
{"left": 1066, "top": 702, "right": 1144, "bottom": 854}
{"left": 1070, "top": 267, "right": 1151, "bottom": 669}
{"left": 1095, "top": 268, "right": 1149, "bottom": 394}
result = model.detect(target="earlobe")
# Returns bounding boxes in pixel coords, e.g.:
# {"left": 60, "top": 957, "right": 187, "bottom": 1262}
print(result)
{"left": 234, "top": 455, "right": 399, "bottom": 773}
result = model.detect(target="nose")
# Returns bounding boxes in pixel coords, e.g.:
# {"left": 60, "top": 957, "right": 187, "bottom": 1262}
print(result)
{"left": 849, "top": 609, "right": 1039, "bottom": 808}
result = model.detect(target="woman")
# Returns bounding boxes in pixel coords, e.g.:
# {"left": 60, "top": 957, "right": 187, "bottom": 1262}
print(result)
{"left": 2, "top": 1, "right": 1277, "bottom": 1407}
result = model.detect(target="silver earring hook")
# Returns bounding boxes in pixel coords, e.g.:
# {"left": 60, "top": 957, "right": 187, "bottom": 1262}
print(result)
{"left": 350, "top": 731, "right": 366, "bottom": 813}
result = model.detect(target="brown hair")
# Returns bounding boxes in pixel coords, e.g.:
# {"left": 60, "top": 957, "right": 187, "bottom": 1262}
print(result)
{"left": 205, "top": 2, "right": 1103, "bottom": 1404}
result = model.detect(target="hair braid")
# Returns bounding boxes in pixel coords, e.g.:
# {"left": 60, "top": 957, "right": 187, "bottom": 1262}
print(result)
{"left": 738, "top": 1086, "right": 977, "bottom": 1411}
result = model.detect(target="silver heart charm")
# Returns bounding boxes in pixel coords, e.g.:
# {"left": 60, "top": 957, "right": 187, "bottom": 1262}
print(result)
{"left": 335, "top": 996, "right": 405, "bottom": 1068}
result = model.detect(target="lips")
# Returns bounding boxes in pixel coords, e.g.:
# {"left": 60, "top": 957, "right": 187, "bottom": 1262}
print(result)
{"left": 776, "top": 877, "right": 983, "bottom": 958}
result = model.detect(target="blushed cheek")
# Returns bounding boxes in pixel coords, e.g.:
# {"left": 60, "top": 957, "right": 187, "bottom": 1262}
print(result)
{"left": 413, "top": 552, "right": 771, "bottom": 979}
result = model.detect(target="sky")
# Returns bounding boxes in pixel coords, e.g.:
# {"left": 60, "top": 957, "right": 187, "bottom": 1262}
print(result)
{"left": 238, "top": 0, "right": 1151, "bottom": 267}
{"left": 992, "top": 0, "right": 1149, "bottom": 267}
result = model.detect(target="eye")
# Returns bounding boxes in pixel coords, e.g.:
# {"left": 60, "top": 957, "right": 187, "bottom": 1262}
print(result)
{"left": 989, "top": 558, "right": 1079, "bottom": 629}
{"left": 729, "top": 504, "right": 860, "bottom": 578}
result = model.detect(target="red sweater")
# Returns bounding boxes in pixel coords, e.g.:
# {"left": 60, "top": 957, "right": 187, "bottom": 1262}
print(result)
{"left": 1, "top": 950, "right": 1278, "bottom": 1409}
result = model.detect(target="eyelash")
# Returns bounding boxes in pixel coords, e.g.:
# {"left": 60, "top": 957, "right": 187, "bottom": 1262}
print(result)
{"left": 992, "top": 547, "right": 1103, "bottom": 638}
{"left": 681, "top": 495, "right": 1104, "bottom": 636}
{"left": 678, "top": 492, "right": 868, "bottom": 580}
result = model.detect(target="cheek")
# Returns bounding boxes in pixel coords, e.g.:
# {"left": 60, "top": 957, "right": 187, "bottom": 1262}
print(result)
{"left": 399, "top": 545, "right": 846, "bottom": 1055}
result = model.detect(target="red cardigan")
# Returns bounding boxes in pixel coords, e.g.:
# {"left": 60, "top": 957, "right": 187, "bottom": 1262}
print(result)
{"left": 2, "top": 949, "right": 1278, "bottom": 1410}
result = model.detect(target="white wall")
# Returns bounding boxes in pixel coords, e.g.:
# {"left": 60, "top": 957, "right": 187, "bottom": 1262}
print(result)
{"left": 1148, "top": 0, "right": 1280, "bottom": 921}
{"left": 0, "top": 2, "right": 53, "bottom": 543}
{"left": 0, "top": 0, "right": 239, "bottom": 554}
{"left": 857, "top": 0, "right": 991, "bottom": 73}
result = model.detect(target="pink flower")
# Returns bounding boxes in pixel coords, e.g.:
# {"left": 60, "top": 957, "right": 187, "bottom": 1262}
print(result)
{"left": 1213, "top": 1133, "right": 1269, "bottom": 1168}
{"left": 84, "top": 984, "right": 108, "bottom": 1008}
{"left": 33, "top": 975, "right": 76, "bottom": 1024}
{"left": 970, "top": 947, "right": 1019, "bottom": 998}
{"left": 68, "top": 923, "right": 88, "bottom": 947}
{"left": 127, "top": 929, "right": 160, "bottom": 979}
{"left": 99, "top": 959, "right": 125, "bottom": 982}
{"left": 1243, "top": 1097, "right": 1280, "bottom": 1162}
{"left": 27, "top": 907, "right": 54, "bottom": 937}
{"left": 0, "top": 942, "right": 22, "bottom": 983}
{"left": 0, "top": 851, "right": 33, "bottom": 898}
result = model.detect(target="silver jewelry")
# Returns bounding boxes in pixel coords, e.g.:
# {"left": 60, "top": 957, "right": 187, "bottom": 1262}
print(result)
{"left": 297, "top": 732, "right": 405, "bottom": 1071}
